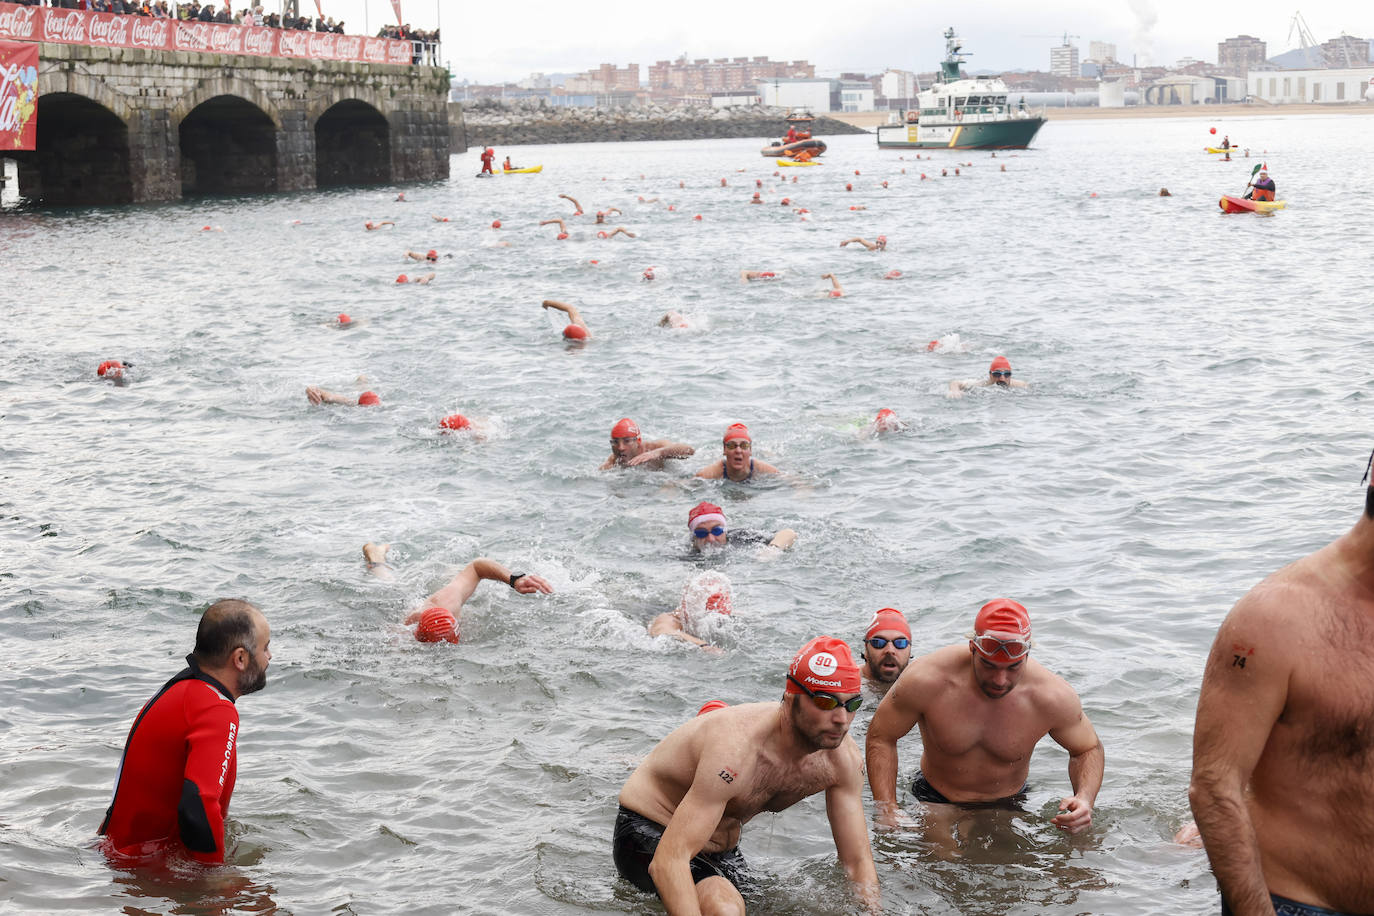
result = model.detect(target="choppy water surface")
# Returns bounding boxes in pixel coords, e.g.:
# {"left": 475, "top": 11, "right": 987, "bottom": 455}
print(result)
{"left": 3, "top": 112, "right": 1373, "bottom": 915}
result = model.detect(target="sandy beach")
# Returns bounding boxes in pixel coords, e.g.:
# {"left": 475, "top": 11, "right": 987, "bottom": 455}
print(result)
{"left": 831, "top": 102, "right": 1374, "bottom": 130}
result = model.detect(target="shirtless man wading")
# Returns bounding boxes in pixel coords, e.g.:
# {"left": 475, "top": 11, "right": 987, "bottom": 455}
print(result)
{"left": 866, "top": 599, "right": 1103, "bottom": 831}
{"left": 614, "top": 637, "right": 879, "bottom": 914}
{"left": 1189, "top": 460, "right": 1374, "bottom": 916}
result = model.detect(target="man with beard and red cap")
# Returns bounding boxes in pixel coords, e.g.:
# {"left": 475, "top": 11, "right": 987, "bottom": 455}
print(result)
{"left": 947, "top": 355, "right": 1030, "bottom": 399}
{"left": 866, "top": 599, "right": 1103, "bottom": 833}
{"left": 860, "top": 607, "right": 913, "bottom": 691}
{"left": 693, "top": 422, "right": 782, "bottom": 482}
{"left": 600, "top": 417, "right": 696, "bottom": 471}
{"left": 614, "top": 636, "right": 880, "bottom": 913}
{"left": 99, "top": 600, "right": 272, "bottom": 863}
{"left": 1189, "top": 456, "right": 1374, "bottom": 916}
{"left": 685, "top": 501, "right": 795, "bottom": 558}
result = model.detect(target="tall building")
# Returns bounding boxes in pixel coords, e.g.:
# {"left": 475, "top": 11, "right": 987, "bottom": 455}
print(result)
{"left": 1217, "top": 35, "right": 1267, "bottom": 75}
{"left": 1320, "top": 35, "right": 1372, "bottom": 68}
{"left": 1088, "top": 41, "right": 1116, "bottom": 63}
{"left": 1050, "top": 43, "right": 1080, "bottom": 78}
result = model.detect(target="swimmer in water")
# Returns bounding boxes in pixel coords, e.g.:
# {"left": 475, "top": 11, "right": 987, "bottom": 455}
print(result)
{"left": 658, "top": 311, "right": 690, "bottom": 329}
{"left": 364, "top": 221, "right": 394, "bottom": 231}
{"left": 648, "top": 572, "right": 734, "bottom": 651}
{"left": 361, "top": 543, "right": 553, "bottom": 643}
{"left": 684, "top": 501, "right": 795, "bottom": 558}
{"left": 405, "top": 249, "right": 439, "bottom": 262}
{"left": 862, "top": 408, "right": 905, "bottom": 437}
{"left": 557, "top": 193, "right": 584, "bottom": 215}
{"left": 396, "top": 273, "right": 436, "bottom": 284}
{"left": 840, "top": 236, "right": 887, "bottom": 251}
{"left": 306, "top": 387, "right": 382, "bottom": 407}
{"left": 395, "top": 192, "right": 406, "bottom": 202}
{"left": 866, "top": 599, "right": 1103, "bottom": 832}
{"left": 694, "top": 423, "right": 781, "bottom": 483}
{"left": 539, "top": 218, "right": 570, "bottom": 239}
{"left": 613, "top": 636, "right": 879, "bottom": 913}
{"left": 541, "top": 300, "right": 590, "bottom": 340}
{"left": 859, "top": 608, "right": 913, "bottom": 691}
{"left": 739, "top": 270, "right": 780, "bottom": 282}
{"left": 821, "top": 273, "right": 845, "bottom": 298}
{"left": 947, "top": 355, "right": 1029, "bottom": 399}
{"left": 602, "top": 417, "right": 695, "bottom": 470}
{"left": 601, "top": 227, "right": 636, "bottom": 239}
{"left": 431, "top": 215, "right": 451, "bottom": 222}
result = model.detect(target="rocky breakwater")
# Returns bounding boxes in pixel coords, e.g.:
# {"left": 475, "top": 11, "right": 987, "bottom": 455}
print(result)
{"left": 460, "top": 101, "right": 870, "bottom": 146}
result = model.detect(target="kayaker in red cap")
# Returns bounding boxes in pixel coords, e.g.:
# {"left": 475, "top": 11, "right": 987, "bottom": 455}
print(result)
{"left": 866, "top": 599, "right": 1103, "bottom": 833}
{"left": 947, "top": 355, "right": 1030, "bottom": 398}
{"left": 693, "top": 422, "right": 781, "bottom": 482}
{"left": 601, "top": 417, "right": 695, "bottom": 470}
{"left": 613, "top": 635, "right": 879, "bottom": 913}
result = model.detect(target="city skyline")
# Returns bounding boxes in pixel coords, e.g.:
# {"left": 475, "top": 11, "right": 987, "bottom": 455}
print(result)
{"left": 323, "top": 0, "right": 1364, "bottom": 81}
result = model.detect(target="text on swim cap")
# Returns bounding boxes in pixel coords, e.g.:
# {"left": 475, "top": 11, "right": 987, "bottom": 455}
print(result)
{"left": 809, "top": 652, "right": 838, "bottom": 677}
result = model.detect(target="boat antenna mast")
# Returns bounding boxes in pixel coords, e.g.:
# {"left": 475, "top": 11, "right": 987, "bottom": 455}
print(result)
{"left": 940, "top": 27, "right": 969, "bottom": 83}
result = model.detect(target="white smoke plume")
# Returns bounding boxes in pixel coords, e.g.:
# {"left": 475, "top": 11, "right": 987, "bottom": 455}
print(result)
{"left": 1128, "top": 0, "right": 1157, "bottom": 66}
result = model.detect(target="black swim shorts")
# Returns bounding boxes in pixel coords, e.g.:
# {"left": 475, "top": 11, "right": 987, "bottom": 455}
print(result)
{"left": 1222, "top": 893, "right": 1374, "bottom": 916}
{"left": 612, "top": 805, "right": 749, "bottom": 895}
{"left": 910, "top": 771, "right": 1028, "bottom": 809}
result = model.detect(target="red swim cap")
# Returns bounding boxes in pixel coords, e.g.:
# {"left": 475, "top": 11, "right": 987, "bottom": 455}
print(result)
{"left": 759, "top": 271, "right": 775, "bottom": 278}
{"left": 611, "top": 417, "right": 640, "bottom": 439}
{"left": 563, "top": 324, "right": 588, "bottom": 340}
{"left": 866, "top": 608, "right": 911, "bottom": 642}
{"left": 990, "top": 355, "right": 1012, "bottom": 372}
{"left": 874, "top": 408, "right": 901, "bottom": 432}
{"left": 491, "top": 220, "right": 501, "bottom": 229}
{"left": 786, "top": 636, "right": 861, "bottom": 695}
{"left": 693, "top": 214, "right": 702, "bottom": 220}
{"left": 97, "top": 360, "right": 125, "bottom": 377}
{"left": 357, "top": 391, "right": 381, "bottom": 406}
{"left": 697, "top": 700, "right": 730, "bottom": 715}
{"left": 845, "top": 183, "right": 853, "bottom": 191}
{"left": 439, "top": 413, "right": 471, "bottom": 431}
{"left": 828, "top": 290, "right": 843, "bottom": 298}
{"left": 426, "top": 249, "right": 437, "bottom": 260}
{"left": 688, "top": 501, "right": 727, "bottom": 532}
{"left": 557, "top": 233, "right": 569, "bottom": 240}
{"left": 722, "top": 422, "right": 750, "bottom": 444}
{"left": 706, "top": 592, "right": 733, "bottom": 616}
{"left": 780, "top": 198, "right": 790, "bottom": 205}
{"left": 973, "top": 599, "right": 1031, "bottom": 662}
{"left": 854, "top": 169, "right": 861, "bottom": 175}
{"left": 597, "top": 231, "right": 608, "bottom": 239}
{"left": 752, "top": 192, "right": 761, "bottom": 199}
{"left": 337, "top": 313, "right": 352, "bottom": 324}
{"left": 415, "top": 607, "right": 459, "bottom": 643}
{"left": 883, "top": 270, "right": 902, "bottom": 280}
{"left": 396, "top": 274, "right": 408, "bottom": 283}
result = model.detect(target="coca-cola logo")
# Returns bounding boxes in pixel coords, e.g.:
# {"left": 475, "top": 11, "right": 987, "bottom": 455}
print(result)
{"left": 336, "top": 36, "right": 361, "bottom": 58}
{"left": 242, "top": 28, "right": 274, "bottom": 56}
{"left": 88, "top": 15, "right": 130, "bottom": 46}
{"left": 362, "top": 39, "right": 385, "bottom": 62}
{"left": 176, "top": 21, "right": 208, "bottom": 50}
{"left": 129, "top": 17, "right": 169, "bottom": 48}
{"left": 306, "top": 32, "right": 334, "bottom": 57}
{"left": 43, "top": 10, "right": 88, "bottom": 43}
{"left": 0, "top": 6, "right": 38, "bottom": 40}
{"left": 207, "top": 25, "right": 240, "bottom": 52}
{"left": 387, "top": 42, "right": 409, "bottom": 64}
{"left": 277, "top": 31, "right": 309, "bottom": 56}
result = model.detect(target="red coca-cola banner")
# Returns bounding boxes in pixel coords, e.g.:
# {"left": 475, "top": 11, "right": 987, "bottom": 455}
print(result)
{"left": 0, "top": 2, "right": 414, "bottom": 65}
{"left": 1, "top": 38, "right": 38, "bottom": 150}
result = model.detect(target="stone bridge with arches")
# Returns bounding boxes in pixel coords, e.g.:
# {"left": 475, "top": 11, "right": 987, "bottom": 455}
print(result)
{"left": 10, "top": 41, "right": 450, "bottom": 204}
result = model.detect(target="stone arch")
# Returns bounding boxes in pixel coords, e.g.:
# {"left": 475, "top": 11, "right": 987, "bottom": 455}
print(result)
{"left": 178, "top": 94, "right": 279, "bottom": 195}
{"left": 305, "top": 86, "right": 389, "bottom": 128}
{"left": 35, "top": 67, "right": 135, "bottom": 124}
{"left": 171, "top": 76, "right": 283, "bottom": 129}
{"left": 314, "top": 98, "right": 392, "bottom": 187}
{"left": 7, "top": 92, "right": 133, "bottom": 205}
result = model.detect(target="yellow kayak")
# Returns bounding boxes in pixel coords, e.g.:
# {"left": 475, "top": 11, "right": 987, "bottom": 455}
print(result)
{"left": 501, "top": 165, "right": 543, "bottom": 174}
{"left": 778, "top": 159, "right": 821, "bottom": 167}
{"left": 1204, "top": 147, "right": 1239, "bottom": 154}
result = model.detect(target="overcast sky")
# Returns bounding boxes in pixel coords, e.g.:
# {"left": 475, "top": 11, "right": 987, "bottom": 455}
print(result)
{"left": 320, "top": 0, "right": 1365, "bottom": 82}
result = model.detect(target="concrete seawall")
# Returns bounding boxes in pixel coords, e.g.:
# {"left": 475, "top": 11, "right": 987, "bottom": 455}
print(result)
{"left": 452, "top": 103, "right": 868, "bottom": 149}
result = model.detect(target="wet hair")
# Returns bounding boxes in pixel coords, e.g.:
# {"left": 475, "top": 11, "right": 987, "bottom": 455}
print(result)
{"left": 193, "top": 598, "right": 261, "bottom": 666}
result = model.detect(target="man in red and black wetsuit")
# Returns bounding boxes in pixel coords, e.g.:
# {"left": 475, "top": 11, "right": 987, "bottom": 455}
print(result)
{"left": 99, "top": 599, "right": 272, "bottom": 863}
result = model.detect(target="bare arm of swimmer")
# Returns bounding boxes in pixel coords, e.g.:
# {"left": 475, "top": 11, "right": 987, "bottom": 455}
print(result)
{"left": 866, "top": 666, "right": 925, "bottom": 828}
{"left": 539, "top": 218, "right": 567, "bottom": 234}
{"left": 402, "top": 557, "right": 553, "bottom": 624}
{"left": 822, "top": 273, "right": 844, "bottom": 297}
{"left": 306, "top": 386, "right": 356, "bottom": 405}
{"left": 558, "top": 193, "right": 583, "bottom": 214}
{"left": 541, "top": 299, "right": 588, "bottom": 330}
{"left": 1047, "top": 700, "right": 1104, "bottom": 834}
{"left": 826, "top": 743, "right": 882, "bottom": 912}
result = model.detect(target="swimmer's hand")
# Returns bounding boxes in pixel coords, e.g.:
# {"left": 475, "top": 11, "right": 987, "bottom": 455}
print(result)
{"left": 626, "top": 448, "right": 665, "bottom": 466}
{"left": 873, "top": 801, "right": 918, "bottom": 832}
{"left": 1052, "top": 795, "right": 1093, "bottom": 834}
{"left": 512, "top": 573, "right": 554, "bottom": 595}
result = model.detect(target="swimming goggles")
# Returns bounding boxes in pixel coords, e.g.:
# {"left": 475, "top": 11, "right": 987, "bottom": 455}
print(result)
{"left": 971, "top": 634, "right": 1030, "bottom": 662}
{"left": 866, "top": 636, "right": 909, "bottom": 650}
{"left": 693, "top": 526, "right": 726, "bottom": 539}
{"left": 787, "top": 675, "right": 862, "bottom": 713}
{"left": 723, "top": 441, "right": 751, "bottom": 450}
{"left": 990, "top": 370, "right": 1012, "bottom": 379}
{"left": 610, "top": 436, "right": 639, "bottom": 446}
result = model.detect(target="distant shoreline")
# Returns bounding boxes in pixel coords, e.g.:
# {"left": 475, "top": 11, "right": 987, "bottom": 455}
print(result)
{"left": 830, "top": 103, "right": 1374, "bottom": 130}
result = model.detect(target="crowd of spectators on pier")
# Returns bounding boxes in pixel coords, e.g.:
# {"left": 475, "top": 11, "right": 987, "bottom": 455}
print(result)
{"left": 377, "top": 23, "right": 440, "bottom": 64}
